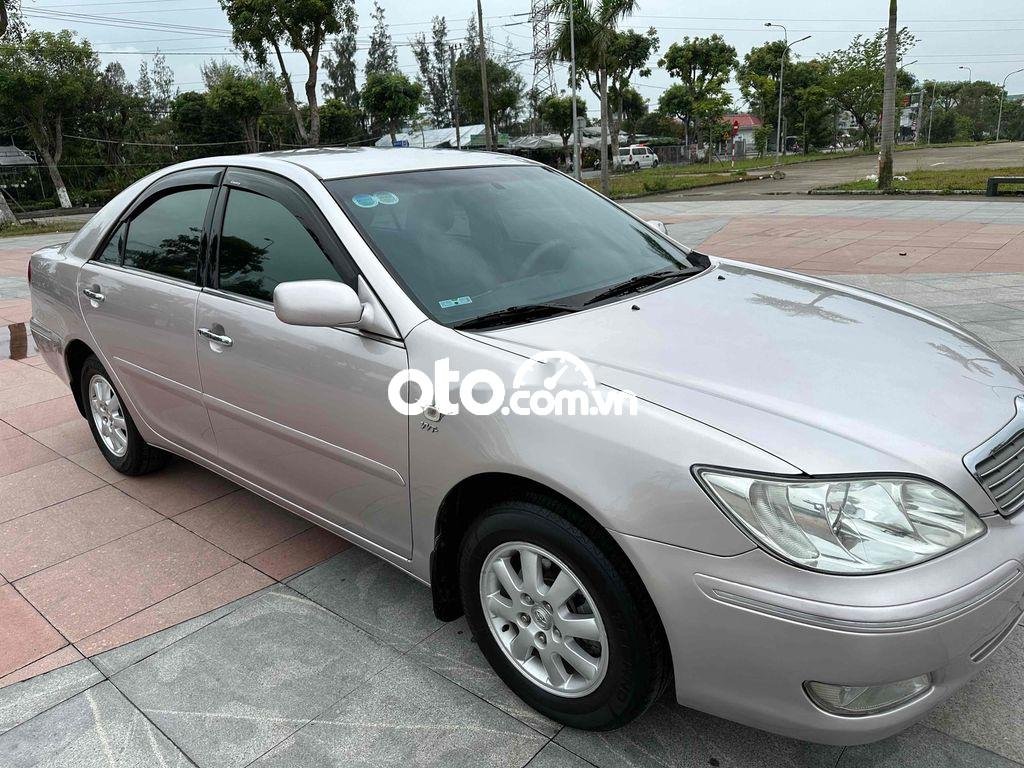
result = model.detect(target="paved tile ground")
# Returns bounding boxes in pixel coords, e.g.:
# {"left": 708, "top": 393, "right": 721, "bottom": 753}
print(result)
{"left": 3, "top": 201, "right": 1024, "bottom": 766}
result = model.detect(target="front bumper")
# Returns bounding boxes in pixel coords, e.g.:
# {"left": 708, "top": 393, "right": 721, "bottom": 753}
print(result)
{"left": 614, "top": 513, "right": 1024, "bottom": 745}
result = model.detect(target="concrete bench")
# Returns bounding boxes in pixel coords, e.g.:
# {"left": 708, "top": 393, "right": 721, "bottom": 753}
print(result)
{"left": 986, "top": 176, "right": 1024, "bottom": 196}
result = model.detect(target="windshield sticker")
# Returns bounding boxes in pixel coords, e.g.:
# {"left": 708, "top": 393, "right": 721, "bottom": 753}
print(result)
{"left": 438, "top": 296, "right": 473, "bottom": 309}
{"left": 374, "top": 191, "right": 399, "bottom": 205}
{"left": 352, "top": 193, "right": 378, "bottom": 208}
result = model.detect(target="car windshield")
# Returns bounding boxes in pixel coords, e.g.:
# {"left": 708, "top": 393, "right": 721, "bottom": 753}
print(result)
{"left": 327, "top": 165, "right": 708, "bottom": 326}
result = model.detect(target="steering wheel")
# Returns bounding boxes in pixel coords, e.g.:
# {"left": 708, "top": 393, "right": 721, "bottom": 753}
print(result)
{"left": 517, "top": 238, "right": 569, "bottom": 279}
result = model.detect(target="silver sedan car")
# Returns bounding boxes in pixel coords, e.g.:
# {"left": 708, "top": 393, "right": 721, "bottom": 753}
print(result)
{"left": 28, "top": 149, "right": 1024, "bottom": 744}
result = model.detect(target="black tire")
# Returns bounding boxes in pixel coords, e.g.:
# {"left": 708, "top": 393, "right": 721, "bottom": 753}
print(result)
{"left": 652, "top": 159, "right": 659, "bottom": 168}
{"left": 459, "top": 494, "right": 671, "bottom": 730}
{"left": 80, "top": 355, "right": 167, "bottom": 476}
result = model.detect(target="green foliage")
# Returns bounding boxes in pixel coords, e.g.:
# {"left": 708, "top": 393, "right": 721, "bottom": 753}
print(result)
{"left": 321, "top": 0, "right": 358, "bottom": 106}
{"left": 658, "top": 34, "right": 736, "bottom": 142}
{"left": 538, "top": 94, "right": 587, "bottom": 156}
{"left": 754, "top": 125, "right": 772, "bottom": 157}
{"left": 411, "top": 16, "right": 451, "bottom": 126}
{"left": 453, "top": 55, "right": 524, "bottom": 131}
{"left": 204, "top": 64, "right": 280, "bottom": 151}
{"left": 319, "top": 98, "right": 365, "bottom": 144}
{"left": 361, "top": 71, "right": 423, "bottom": 142}
{"left": 737, "top": 40, "right": 789, "bottom": 124}
{"left": 219, "top": 0, "right": 344, "bottom": 144}
{"left": 365, "top": 0, "right": 397, "bottom": 77}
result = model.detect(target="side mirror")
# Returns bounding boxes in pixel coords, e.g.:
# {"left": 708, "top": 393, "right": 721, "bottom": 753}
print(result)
{"left": 646, "top": 220, "right": 668, "bottom": 235}
{"left": 273, "top": 280, "right": 365, "bottom": 327}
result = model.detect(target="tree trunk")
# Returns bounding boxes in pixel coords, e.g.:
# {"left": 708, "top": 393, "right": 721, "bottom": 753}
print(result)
{"left": 0, "top": 193, "right": 17, "bottom": 227}
{"left": 38, "top": 146, "right": 71, "bottom": 208}
{"left": 599, "top": 68, "right": 609, "bottom": 195}
{"left": 304, "top": 47, "right": 321, "bottom": 146}
{"left": 610, "top": 91, "right": 622, "bottom": 163}
{"left": 877, "top": 0, "right": 898, "bottom": 190}
{"left": 274, "top": 42, "right": 308, "bottom": 144}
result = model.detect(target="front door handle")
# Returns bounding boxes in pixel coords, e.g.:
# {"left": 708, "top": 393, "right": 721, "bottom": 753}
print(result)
{"left": 82, "top": 288, "right": 105, "bottom": 303}
{"left": 197, "top": 327, "right": 233, "bottom": 347}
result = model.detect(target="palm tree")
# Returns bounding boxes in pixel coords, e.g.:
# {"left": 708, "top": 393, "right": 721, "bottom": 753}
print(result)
{"left": 550, "top": 0, "right": 639, "bottom": 195}
{"left": 877, "top": 0, "right": 897, "bottom": 189}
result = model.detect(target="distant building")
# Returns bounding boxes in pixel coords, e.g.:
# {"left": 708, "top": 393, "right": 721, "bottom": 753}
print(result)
{"left": 720, "top": 114, "right": 763, "bottom": 147}
{"left": 374, "top": 124, "right": 510, "bottom": 149}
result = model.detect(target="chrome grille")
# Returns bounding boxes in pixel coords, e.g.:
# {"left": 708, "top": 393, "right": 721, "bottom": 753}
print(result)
{"left": 975, "top": 428, "right": 1024, "bottom": 517}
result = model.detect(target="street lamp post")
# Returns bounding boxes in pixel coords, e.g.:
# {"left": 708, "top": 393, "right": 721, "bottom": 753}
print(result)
{"left": 765, "top": 23, "right": 810, "bottom": 160}
{"left": 959, "top": 65, "right": 972, "bottom": 83}
{"left": 997, "top": 67, "right": 1024, "bottom": 142}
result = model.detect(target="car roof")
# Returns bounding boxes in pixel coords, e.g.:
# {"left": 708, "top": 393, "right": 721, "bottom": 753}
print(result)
{"left": 193, "top": 147, "right": 536, "bottom": 181}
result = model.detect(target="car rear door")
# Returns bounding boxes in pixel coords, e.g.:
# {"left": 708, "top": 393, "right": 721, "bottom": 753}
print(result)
{"left": 77, "top": 167, "right": 222, "bottom": 459}
{"left": 195, "top": 168, "right": 412, "bottom": 557}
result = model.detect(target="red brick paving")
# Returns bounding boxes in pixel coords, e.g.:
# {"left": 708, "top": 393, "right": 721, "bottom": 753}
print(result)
{"left": 663, "top": 214, "right": 1024, "bottom": 275}
{"left": 0, "top": 352, "right": 353, "bottom": 686}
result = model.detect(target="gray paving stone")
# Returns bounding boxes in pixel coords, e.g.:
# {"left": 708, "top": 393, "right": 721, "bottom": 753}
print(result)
{"left": 526, "top": 743, "right": 597, "bottom": 767}
{"left": 0, "top": 680, "right": 192, "bottom": 768}
{"left": 92, "top": 585, "right": 284, "bottom": 677}
{"left": 555, "top": 695, "right": 841, "bottom": 768}
{"left": 409, "top": 616, "right": 560, "bottom": 737}
{"left": 291, "top": 547, "right": 443, "bottom": 652}
{"left": 925, "top": 628, "right": 1024, "bottom": 764}
{"left": 988, "top": 340, "right": 1024, "bottom": 367}
{"left": 0, "top": 660, "right": 104, "bottom": 736}
{"left": 927, "top": 304, "right": 1024, "bottom": 323}
{"left": 250, "top": 657, "right": 547, "bottom": 768}
{"left": 838, "top": 725, "right": 1019, "bottom": 768}
{"left": 113, "top": 588, "right": 398, "bottom": 768}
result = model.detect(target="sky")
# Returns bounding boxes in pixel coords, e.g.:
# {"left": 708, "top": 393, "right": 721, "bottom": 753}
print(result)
{"left": 20, "top": 0, "right": 1024, "bottom": 119}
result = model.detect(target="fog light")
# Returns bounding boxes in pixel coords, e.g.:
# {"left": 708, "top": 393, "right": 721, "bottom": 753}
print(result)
{"left": 804, "top": 674, "right": 931, "bottom": 716}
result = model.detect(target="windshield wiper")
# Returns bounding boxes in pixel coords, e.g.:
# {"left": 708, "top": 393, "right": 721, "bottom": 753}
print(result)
{"left": 453, "top": 303, "right": 579, "bottom": 331}
{"left": 583, "top": 268, "right": 694, "bottom": 306}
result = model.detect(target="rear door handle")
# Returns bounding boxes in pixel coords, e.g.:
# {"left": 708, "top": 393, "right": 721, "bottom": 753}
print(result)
{"left": 82, "top": 288, "right": 105, "bottom": 303}
{"left": 197, "top": 327, "right": 233, "bottom": 347}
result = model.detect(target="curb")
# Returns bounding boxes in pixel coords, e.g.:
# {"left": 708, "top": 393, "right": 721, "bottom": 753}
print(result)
{"left": 807, "top": 189, "right": 986, "bottom": 196}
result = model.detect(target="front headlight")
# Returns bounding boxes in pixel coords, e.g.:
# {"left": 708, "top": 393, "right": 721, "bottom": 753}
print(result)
{"left": 695, "top": 470, "right": 985, "bottom": 574}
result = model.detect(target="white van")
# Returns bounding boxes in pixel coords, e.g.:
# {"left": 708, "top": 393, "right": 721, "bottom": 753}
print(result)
{"left": 614, "top": 145, "right": 658, "bottom": 170}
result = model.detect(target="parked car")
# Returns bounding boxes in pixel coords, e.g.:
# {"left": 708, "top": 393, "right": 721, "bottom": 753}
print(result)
{"left": 29, "top": 149, "right": 1024, "bottom": 745}
{"left": 595, "top": 145, "right": 659, "bottom": 171}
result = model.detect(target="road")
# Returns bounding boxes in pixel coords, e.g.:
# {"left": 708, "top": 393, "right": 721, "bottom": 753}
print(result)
{"left": 645, "top": 141, "right": 1024, "bottom": 200}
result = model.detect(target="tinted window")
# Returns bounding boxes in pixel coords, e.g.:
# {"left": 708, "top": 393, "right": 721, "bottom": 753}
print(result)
{"left": 96, "top": 222, "right": 125, "bottom": 265}
{"left": 218, "top": 188, "right": 341, "bottom": 302}
{"left": 328, "top": 166, "right": 707, "bottom": 325}
{"left": 123, "top": 188, "right": 211, "bottom": 281}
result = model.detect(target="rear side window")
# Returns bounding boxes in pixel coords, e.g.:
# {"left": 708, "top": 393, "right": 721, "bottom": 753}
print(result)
{"left": 218, "top": 188, "right": 342, "bottom": 302}
{"left": 124, "top": 188, "right": 212, "bottom": 282}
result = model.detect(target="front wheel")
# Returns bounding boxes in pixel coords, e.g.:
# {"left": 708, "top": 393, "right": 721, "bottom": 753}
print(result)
{"left": 459, "top": 496, "right": 670, "bottom": 730}
{"left": 80, "top": 355, "right": 167, "bottom": 476}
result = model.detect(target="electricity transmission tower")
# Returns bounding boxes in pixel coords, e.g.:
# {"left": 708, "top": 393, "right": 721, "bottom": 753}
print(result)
{"left": 530, "top": 0, "right": 557, "bottom": 101}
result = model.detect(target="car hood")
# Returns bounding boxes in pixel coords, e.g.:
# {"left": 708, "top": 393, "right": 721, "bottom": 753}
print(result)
{"left": 477, "top": 261, "right": 1024, "bottom": 490}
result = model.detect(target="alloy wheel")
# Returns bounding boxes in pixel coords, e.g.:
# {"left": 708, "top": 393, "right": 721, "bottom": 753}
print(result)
{"left": 89, "top": 373, "right": 128, "bottom": 457}
{"left": 479, "top": 541, "right": 608, "bottom": 698}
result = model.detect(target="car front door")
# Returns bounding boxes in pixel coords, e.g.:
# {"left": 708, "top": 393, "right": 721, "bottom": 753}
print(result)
{"left": 77, "top": 168, "right": 221, "bottom": 458}
{"left": 195, "top": 168, "right": 412, "bottom": 557}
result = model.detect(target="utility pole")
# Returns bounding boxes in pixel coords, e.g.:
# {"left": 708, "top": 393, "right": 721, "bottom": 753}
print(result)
{"left": 877, "top": 0, "right": 898, "bottom": 190}
{"left": 450, "top": 44, "right": 462, "bottom": 149}
{"left": 997, "top": 67, "right": 1024, "bottom": 142}
{"left": 476, "top": 0, "right": 494, "bottom": 150}
{"left": 927, "top": 80, "right": 936, "bottom": 144}
{"left": 568, "top": 0, "right": 581, "bottom": 180}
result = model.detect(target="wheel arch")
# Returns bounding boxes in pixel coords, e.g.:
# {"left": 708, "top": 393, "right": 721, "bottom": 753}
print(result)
{"left": 428, "top": 471, "right": 663, "bottom": 640}
{"left": 64, "top": 338, "right": 96, "bottom": 417}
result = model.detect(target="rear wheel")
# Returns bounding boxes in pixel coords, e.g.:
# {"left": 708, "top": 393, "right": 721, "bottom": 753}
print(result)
{"left": 459, "top": 495, "right": 670, "bottom": 730}
{"left": 80, "top": 355, "right": 167, "bottom": 476}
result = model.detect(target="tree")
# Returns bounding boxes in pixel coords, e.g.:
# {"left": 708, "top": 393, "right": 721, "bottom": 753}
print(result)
{"left": 605, "top": 28, "right": 658, "bottom": 158}
{"left": 877, "top": 0, "right": 898, "bottom": 189}
{"left": 616, "top": 85, "right": 647, "bottom": 132}
{"left": 411, "top": 16, "right": 452, "bottom": 126}
{"left": 321, "top": 0, "right": 358, "bottom": 106}
{"left": 204, "top": 64, "right": 279, "bottom": 152}
{"left": 87, "top": 62, "right": 148, "bottom": 168}
{"left": 0, "top": 30, "right": 100, "bottom": 208}
{"left": 551, "top": 0, "right": 639, "bottom": 195}
{"left": 786, "top": 60, "right": 834, "bottom": 152}
{"left": 453, "top": 54, "right": 524, "bottom": 131}
{"left": 538, "top": 93, "right": 587, "bottom": 162}
{"left": 736, "top": 40, "right": 789, "bottom": 148}
{"left": 1, "top": 2, "right": 25, "bottom": 223}
{"left": 658, "top": 34, "right": 737, "bottom": 150}
{"left": 319, "top": 98, "right": 365, "bottom": 144}
{"left": 821, "top": 27, "right": 916, "bottom": 151}
{"left": 220, "top": 0, "right": 344, "bottom": 146}
{"left": 361, "top": 71, "right": 423, "bottom": 144}
{"left": 365, "top": 1, "right": 397, "bottom": 77}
